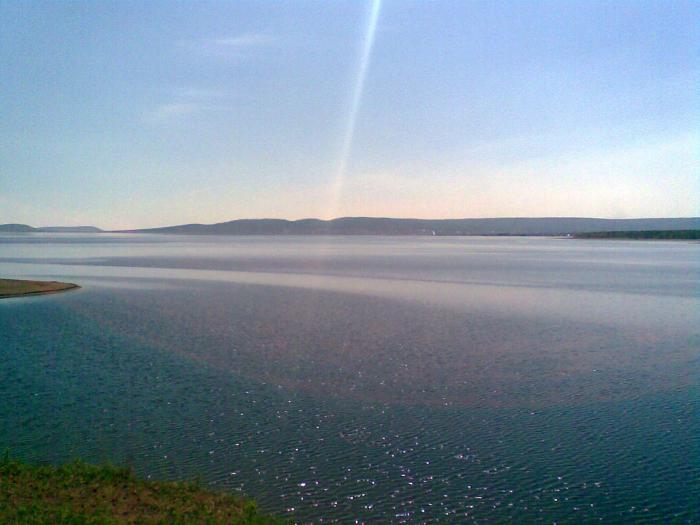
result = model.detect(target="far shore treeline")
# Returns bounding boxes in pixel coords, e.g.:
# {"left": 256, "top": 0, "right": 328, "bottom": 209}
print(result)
{"left": 575, "top": 229, "right": 700, "bottom": 240}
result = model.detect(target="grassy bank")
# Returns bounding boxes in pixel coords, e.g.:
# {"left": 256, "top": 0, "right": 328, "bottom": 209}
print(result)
{"left": 0, "top": 458, "right": 282, "bottom": 524}
{"left": 0, "top": 278, "right": 79, "bottom": 298}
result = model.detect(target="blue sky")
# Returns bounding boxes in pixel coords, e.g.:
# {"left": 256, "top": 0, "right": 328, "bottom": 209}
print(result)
{"left": 1, "top": 0, "right": 697, "bottom": 229}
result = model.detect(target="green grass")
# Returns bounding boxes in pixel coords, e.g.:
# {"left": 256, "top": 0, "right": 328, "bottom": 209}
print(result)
{"left": 0, "top": 457, "right": 283, "bottom": 524}
{"left": 0, "top": 278, "right": 79, "bottom": 298}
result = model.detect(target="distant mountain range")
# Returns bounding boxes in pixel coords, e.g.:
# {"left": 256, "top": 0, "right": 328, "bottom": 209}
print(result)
{"left": 3, "top": 218, "right": 699, "bottom": 236}
{"left": 0, "top": 224, "right": 103, "bottom": 233}
{"left": 116, "top": 217, "right": 700, "bottom": 236}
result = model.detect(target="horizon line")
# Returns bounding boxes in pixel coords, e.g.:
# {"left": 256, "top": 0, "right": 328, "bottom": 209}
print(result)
{"left": 2, "top": 215, "right": 700, "bottom": 231}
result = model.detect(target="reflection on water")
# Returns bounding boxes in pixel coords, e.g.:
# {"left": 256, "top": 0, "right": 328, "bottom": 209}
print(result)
{"left": 1, "top": 234, "right": 698, "bottom": 522}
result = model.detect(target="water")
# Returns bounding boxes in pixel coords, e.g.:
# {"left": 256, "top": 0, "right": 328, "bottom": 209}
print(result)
{"left": 1, "top": 234, "right": 698, "bottom": 522}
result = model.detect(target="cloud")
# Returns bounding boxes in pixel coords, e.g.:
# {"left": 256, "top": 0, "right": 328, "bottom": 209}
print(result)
{"left": 191, "top": 32, "right": 273, "bottom": 57}
{"left": 171, "top": 87, "right": 228, "bottom": 100}
{"left": 143, "top": 86, "right": 236, "bottom": 124}
{"left": 210, "top": 33, "right": 271, "bottom": 48}
{"left": 150, "top": 102, "right": 202, "bottom": 119}
{"left": 143, "top": 102, "right": 204, "bottom": 123}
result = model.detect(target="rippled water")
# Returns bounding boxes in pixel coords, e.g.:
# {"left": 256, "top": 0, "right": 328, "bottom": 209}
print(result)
{"left": 1, "top": 234, "right": 698, "bottom": 522}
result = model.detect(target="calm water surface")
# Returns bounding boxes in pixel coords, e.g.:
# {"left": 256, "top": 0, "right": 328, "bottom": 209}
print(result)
{"left": 1, "top": 234, "right": 698, "bottom": 522}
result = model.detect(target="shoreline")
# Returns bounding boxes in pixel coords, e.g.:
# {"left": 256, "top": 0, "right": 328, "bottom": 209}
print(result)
{"left": 0, "top": 278, "right": 80, "bottom": 299}
{"left": 573, "top": 229, "right": 699, "bottom": 240}
{"left": 0, "top": 458, "right": 280, "bottom": 524}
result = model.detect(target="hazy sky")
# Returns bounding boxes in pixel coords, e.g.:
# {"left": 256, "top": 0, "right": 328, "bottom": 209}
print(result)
{"left": 1, "top": 0, "right": 698, "bottom": 229}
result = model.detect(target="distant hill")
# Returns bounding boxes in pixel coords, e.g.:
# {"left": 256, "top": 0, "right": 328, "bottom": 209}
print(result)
{"left": 0, "top": 224, "right": 102, "bottom": 233}
{"left": 4, "top": 218, "right": 698, "bottom": 236}
{"left": 118, "top": 217, "right": 700, "bottom": 236}
{"left": 0, "top": 223, "right": 35, "bottom": 233}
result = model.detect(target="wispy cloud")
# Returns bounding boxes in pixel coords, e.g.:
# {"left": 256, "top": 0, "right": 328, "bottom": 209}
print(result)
{"left": 145, "top": 102, "right": 203, "bottom": 123}
{"left": 143, "top": 87, "right": 235, "bottom": 124}
{"left": 210, "top": 33, "right": 271, "bottom": 48}
{"left": 189, "top": 32, "right": 273, "bottom": 57}
{"left": 154, "top": 33, "right": 271, "bottom": 124}
{"left": 171, "top": 87, "right": 228, "bottom": 100}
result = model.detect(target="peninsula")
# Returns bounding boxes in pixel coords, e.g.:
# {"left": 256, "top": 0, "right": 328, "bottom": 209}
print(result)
{"left": 0, "top": 224, "right": 102, "bottom": 233}
{"left": 0, "top": 278, "right": 79, "bottom": 299}
{"left": 0, "top": 458, "right": 280, "bottom": 524}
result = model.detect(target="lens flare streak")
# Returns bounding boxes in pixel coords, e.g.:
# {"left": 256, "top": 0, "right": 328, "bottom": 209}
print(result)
{"left": 327, "top": 0, "right": 382, "bottom": 218}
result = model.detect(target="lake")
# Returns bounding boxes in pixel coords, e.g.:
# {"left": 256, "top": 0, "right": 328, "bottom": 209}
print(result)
{"left": 1, "top": 234, "right": 698, "bottom": 522}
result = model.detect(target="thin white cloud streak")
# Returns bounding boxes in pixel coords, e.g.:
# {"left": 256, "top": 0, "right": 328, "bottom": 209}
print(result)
{"left": 143, "top": 102, "right": 204, "bottom": 123}
{"left": 150, "top": 32, "right": 271, "bottom": 122}
{"left": 210, "top": 33, "right": 272, "bottom": 48}
{"left": 171, "top": 87, "right": 229, "bottom": 100}
{"left": 143, "top": 86, "right": 236, "bottom": 124}
{"left": 190, "top": 32, "right": 273, "bottom": 57}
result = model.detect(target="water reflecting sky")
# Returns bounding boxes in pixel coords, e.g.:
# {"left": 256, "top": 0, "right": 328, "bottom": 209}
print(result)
{"left": 1, "top": 234, "right": 698, "bottom": 522}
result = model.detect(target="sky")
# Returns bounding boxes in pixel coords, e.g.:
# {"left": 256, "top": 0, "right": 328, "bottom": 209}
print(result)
{"left": 1, "top": 0, "right": 698, "bottom": 229}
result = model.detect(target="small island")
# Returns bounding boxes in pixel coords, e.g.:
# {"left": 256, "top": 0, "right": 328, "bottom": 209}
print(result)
{"left": 0, "top": 278, "right": 79, "bottom": 299}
